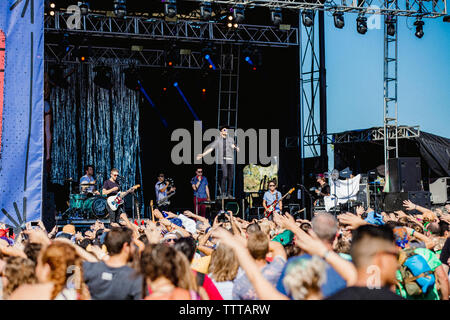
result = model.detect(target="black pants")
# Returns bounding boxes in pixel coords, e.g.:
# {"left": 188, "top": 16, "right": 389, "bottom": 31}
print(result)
{"left": 221, "top": 163, "right": 234, "bottom": 195}
{"left": 107, "top": 205, "right": 125, "bottom": 224}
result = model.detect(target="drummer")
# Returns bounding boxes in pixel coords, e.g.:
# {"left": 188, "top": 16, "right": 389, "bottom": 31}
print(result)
{"left": 80, "top": 165, "right": 100, "bottom": 195}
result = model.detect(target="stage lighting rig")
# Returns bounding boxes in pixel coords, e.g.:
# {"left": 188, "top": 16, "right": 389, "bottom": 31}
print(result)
{"left": 386, "top": 16, "right": 396, "bottom": 36}
{"left": 233, "top": 5, "right": 245, "bottom": 24}
{"left": 356, "top": 15, "right": 368, "bottom": 34}
{"left": 94, "top": 66, "right": 113, "bottom": 90}
{"left": 79, "top": 2, "right": 89, "bottom": 16}
{"left": 270, "top": 8, "right": 282, "bottom": 26}
{"left": 200, "top": 2, "right": 212, "bottom": 20}
{"left": 164, "top": 0, "right": 177, "bottom": 19}
{"left": 113, "top": 0, "right": 126, "bottom": 18}
{"left": 302, "top": 10, "right": 314, "bottom": 27}
{"left": 48, "top": 2, "right": 56, "bottom": 16}
{"left": 414, "top": 19, "right": 424, "bottom": 38}
{"left": 333, "top": 11, "right": 344, "bottom": 29}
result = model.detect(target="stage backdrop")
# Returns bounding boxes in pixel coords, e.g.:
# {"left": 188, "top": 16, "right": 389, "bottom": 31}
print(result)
{"left": 0, "top": 0, "right": 44, "bottom": 230}
{"left": 49, "top": 58, "right": 142, "bottom": 201}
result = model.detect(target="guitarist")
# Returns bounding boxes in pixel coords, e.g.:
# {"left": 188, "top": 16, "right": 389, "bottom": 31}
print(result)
{"left": 102, "top": 168, "right": 130, "bottom": 224}
{"left": 155, "top": 173, "right": 175, "bottom": 211}
{"left": 313, "top": 174, "right": 330, "bottom": 206}
{"left": 263, "top": 180, "right": 283, "bottom": 220}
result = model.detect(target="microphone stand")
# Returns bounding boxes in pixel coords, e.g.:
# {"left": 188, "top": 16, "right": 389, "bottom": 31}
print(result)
{"left": 298, "top": 184, "right": 313, "bottom": 220}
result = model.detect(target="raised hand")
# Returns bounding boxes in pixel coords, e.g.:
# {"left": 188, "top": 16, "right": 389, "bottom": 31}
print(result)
{"left": 337, "top": 213, "right": 368, "bottom": 230}
{"left": 403, "top": 200, "right": 416, "bottom": 211}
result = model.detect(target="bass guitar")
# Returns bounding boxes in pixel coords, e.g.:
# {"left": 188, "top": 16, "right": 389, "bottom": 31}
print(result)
{"left": 264, "top": 187, "right": 295, "bottom": 218}
{"left": 107, "top": 185, "right": 140, "bottom": 211}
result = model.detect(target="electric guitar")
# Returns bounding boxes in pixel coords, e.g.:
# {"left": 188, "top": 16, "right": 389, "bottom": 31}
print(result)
{"left": 156, "top": 190, "right": 176, "bottom": 207}
{"left": 264, "top": 188, "right": 295, "bottom": 218}
{"left": 310, "top": 187, "right": 329, "bottom": 197}
{"left": 107, "top": 185, "right": 140, "bottom": 211}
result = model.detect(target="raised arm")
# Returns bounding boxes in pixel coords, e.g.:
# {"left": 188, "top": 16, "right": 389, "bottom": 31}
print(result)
{"left": 213, "top": 228, "right": 289, "bottom": 300}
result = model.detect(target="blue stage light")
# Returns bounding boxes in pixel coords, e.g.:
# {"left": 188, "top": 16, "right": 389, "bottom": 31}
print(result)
{"left": 205, "top": 54, "right": 210, "bottom": 60}
{"left": 173, "top": 82, "right": 178, "bottom": 87}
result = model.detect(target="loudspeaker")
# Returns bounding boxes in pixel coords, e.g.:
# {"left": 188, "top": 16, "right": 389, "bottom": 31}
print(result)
{"left": 383, "top": 191, "right": 431, "bottom": 214}
{"left": 388, "top": 157, "right": 422, "bottom": 192}
{"left": 429, "top": 177, "right": 450, "bottom": 204}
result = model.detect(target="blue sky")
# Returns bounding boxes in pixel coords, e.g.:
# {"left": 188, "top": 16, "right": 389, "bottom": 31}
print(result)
{"left": 325, "top": 13, "right": 450, "bottom": 138}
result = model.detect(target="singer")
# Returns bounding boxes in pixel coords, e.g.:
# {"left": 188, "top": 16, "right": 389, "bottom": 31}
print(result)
{"left": 191, "top": 167, "right": 210, "bottom": 217}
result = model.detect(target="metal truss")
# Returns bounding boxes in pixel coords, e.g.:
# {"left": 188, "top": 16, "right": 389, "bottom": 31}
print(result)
{"left": 383, "top": 10, "right": 399, "bottom": 178}
{"left": 185, "top": 0, "right": 447, "bottom": 18}
{"left": 300, "top": 11, "right": 321, "bottom": 159}
{"left": 45, "top": 43, "right": 213, "bottom": 69}
{"left": 45, "top": 12, "right": 299, "bottom": 47}
{"left": 331, "top": 126, "right": 420, "bottom": 144}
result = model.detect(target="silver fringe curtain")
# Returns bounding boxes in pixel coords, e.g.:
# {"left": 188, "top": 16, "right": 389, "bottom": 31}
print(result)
{"left": 49, "top": 58, "right": 141, "bottom": 191}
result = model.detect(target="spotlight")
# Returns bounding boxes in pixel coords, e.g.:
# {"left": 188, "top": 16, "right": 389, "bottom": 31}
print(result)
{"left": 48, "top": 2, "right": 56, "bottom": 16}
{"left": 200, "top": 2, "right": 212, "bottom": 20}
{"left": 173, "top": 82, "right": 178, "bottom": 87}
{"left": 163, "top": 87, "right": 167, "bottom": 91}
{"left": 93, "top": 66, "right": 113, "bottom": 90}
{"left": 227, "top": 22, "right": 233, "bottom": 28}
{"left": 228, "top": 15, "right": 233, "bottom": 21}
{"left": 168, "top": 61, "right": 173, "bottom": 66}
{"left": 234, "top": 23, "right": 238, "bottom": 28}
{"left": 386, "top": 16, "right": 396, "bottom": 36}
{"left": 270, "top": 8, "right": 282, "bottom": 26}
{"left": 79, "top": 2, "right": 89, "bottom": 16}
{"left": 302, "top": 10, "right": 314, "bottom": 27}
{"left": 414, "top": 19, "right": 424, "bottom": 38}
{"left": 233, "top": 5, "right": 245, "bottom": 23}
{"left": 209, "top": 64, "right": 213, "bottom": 69}
{"left": 356, "top": 15, "right": 367, "bottom": 34}
{"left": 205, "top": 54, "right": 210, "bottom": 60}
{"left": 333, "top": 12, "right": 344, "bottom": 29}
{"left": 202, "top": 88, "right": 206, "bottom": 93}
{"left": 113, "top": 0, "right": 126, "bottom": 18}
{"left": 165, "top": 0, "right": 177, "bottom": 19}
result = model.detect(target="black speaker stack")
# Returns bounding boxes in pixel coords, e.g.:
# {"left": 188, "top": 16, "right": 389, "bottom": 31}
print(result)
{"left": 383, "top": 157, "right": 430, "bottom": 214}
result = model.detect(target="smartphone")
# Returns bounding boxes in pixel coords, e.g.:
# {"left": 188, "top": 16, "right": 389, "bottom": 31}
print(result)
{"left": 30, "top": 221, "right": 39, "bottom": 227}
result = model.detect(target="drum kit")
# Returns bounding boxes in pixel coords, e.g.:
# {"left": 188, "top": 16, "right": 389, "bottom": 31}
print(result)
{"left": 62, "top": 178, "right": 108, "bottom": 220}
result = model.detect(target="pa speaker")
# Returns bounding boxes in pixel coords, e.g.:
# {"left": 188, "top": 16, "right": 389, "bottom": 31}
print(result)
{"left": 388, "top": 157, "right": 422, "bottom": 192}
{"left": 383, "top": 191, "right": 431, "bottom": 214}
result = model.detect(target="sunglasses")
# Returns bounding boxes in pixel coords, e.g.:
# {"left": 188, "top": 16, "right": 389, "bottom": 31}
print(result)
{"left": 269, "top": 185, "right": 275, "bottom": 187}
{"left": 197, "top": 171, "right": 203, "bottom": 173}
{"left": 165, "top": 238, "right": 176, "bottom": 243}
{"left": 112, "top": 174, "right": 118, "bottom": 177}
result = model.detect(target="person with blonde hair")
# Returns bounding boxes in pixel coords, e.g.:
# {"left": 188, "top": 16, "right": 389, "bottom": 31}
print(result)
{"left": 208, "top": 243, "right": 240, "bottom": 300}
{"left": 8, "top": 242, "right": 90, "bottom": 300}
{"left": 1, "top": 257, "right": 37, "bottom": 299}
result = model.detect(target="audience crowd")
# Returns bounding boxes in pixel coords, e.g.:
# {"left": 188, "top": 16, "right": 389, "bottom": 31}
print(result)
{"left": 0, "top": 199, "right": 449, "bottom": 300}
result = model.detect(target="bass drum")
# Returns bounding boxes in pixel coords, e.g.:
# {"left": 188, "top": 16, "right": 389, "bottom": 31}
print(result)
{"left": 83, "top": 196, "right": 108, "bottom": 219}
{"left": 69, "top": 194, "right": 87, "bottom": 209}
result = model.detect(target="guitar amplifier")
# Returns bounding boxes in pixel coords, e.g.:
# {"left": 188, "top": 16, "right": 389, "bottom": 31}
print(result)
{"left": 357, "top": 183, "right": 370, "bottom": 208}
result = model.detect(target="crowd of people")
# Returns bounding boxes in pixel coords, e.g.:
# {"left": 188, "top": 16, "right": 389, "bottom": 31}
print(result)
{"left": 0, "top": 199, "right": 449, "bottom": 300}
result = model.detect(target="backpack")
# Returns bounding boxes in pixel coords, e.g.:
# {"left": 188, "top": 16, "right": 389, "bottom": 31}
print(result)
{"left": 397, "top": 248, "right": 435, "bottom": 296}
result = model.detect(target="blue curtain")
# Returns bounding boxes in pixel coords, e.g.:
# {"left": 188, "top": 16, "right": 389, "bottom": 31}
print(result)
{"left": 49, "top": 59, "right": 141, "bottom": 192}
